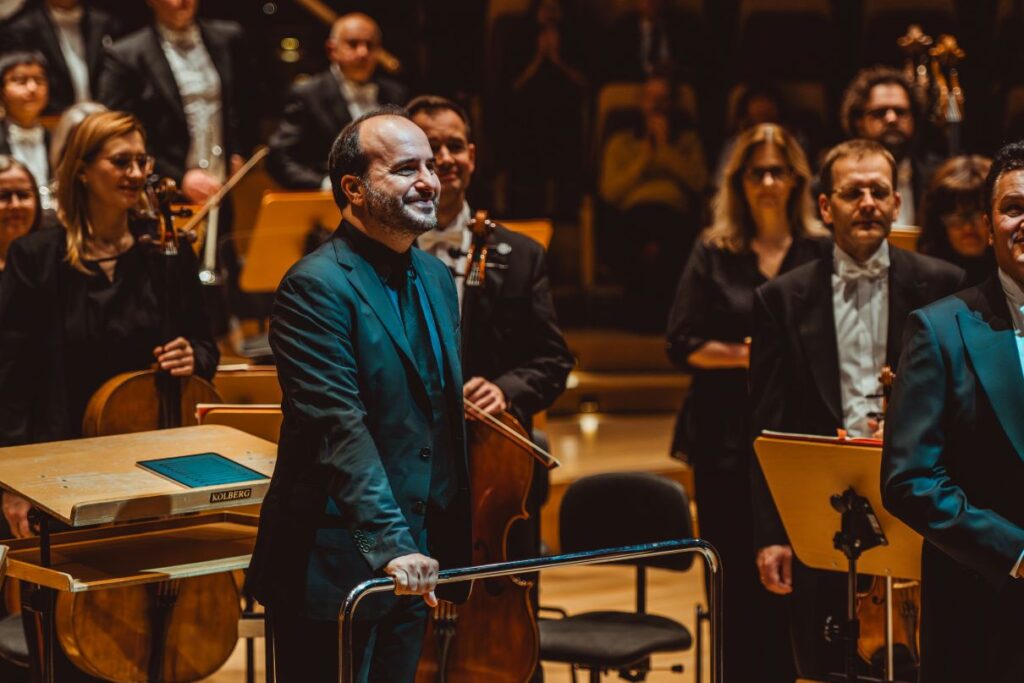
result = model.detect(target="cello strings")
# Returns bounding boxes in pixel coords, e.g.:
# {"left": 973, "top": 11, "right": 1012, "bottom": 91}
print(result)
{"left": 463, "top": 398, "right": 561, "bottom": 469}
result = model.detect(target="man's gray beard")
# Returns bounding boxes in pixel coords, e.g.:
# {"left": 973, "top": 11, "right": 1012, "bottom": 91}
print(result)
{"left": 364, "top": 183, "right": 438, "bottom": 237}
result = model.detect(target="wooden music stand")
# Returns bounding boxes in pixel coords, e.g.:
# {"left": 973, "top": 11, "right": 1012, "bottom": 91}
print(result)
{"left": 197, "top": 403, "right": 283, "bottom": 444}
{"left": 0, "top": 545, "right": 7, "bottom": 587}
{"left": 0, "top": 424, "right": 276, "bottom": 683}
{"left": 888, "top": 226, "right": 920, "bottom": 252}
{"left": 239, "top": 190, "right": 340, "bottom": 293}
{"left": 754, "top": 431, "right": 924, "bottom": 683}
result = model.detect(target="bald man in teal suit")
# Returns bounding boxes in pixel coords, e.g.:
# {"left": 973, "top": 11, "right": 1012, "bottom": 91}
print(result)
{"left": 247, "top": 106, "right": 471, "bottom": 683}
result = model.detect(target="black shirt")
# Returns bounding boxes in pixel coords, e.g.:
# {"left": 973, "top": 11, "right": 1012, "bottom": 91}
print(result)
{"left": 0, "top": 225, "right": 218, "bottom": 445}
{"left": 666, "top": 235, "right": 831, "bottom": 467}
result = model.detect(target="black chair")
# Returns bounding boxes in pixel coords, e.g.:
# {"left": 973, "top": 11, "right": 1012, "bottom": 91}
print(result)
{"left": 538, "top": 472, "right": 706, "bottom": 682}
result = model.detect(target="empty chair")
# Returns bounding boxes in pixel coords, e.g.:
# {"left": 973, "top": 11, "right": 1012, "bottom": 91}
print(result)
{"left": 539, "top": 472, "right": 703, "bottom": 682}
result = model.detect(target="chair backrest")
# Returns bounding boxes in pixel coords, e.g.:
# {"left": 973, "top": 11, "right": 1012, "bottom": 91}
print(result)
{"left": 559, "top": 472, "right": 695, "bottom": 571}
{"left": 196, "top": 403, "right": 283, "bottom": 444}
{"left": 214, "top": 366, "right": 282, "bottom": 405}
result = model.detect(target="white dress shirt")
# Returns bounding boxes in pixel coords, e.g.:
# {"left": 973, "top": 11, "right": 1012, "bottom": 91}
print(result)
{"left": 157, "top": 22, "right": 225, "bottom": 181}
{"left": 47, "top": 3, "right": 90, "bottom": 102}
{"left": 331, "top": 64, "right": 379, "bottom": 121}
{"left": 416, "top": 202, "right": 472, "bottom": 309}
{"left": 7, "top": 122, "right": 48, "bottom": 187}
{"left": 832, "top": 241, "right": 890, "bottom": 437}
{"left": 998, "top": 269, "right": 1024, "bottom": 578}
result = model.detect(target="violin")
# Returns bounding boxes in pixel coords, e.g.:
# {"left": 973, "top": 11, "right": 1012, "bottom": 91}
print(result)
{"left": 416, "top": 400, "right": 557, "bottom": 683}
{"left": 856, "top": 366, "right": 921, "bottom": 679}
{"left": 52, "top": 176, "right": 237, "bottom": 683}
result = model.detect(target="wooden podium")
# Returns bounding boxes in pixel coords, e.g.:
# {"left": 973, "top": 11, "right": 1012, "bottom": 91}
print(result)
{"left": 0, "top": 425, "right": 277, "bottom": 682}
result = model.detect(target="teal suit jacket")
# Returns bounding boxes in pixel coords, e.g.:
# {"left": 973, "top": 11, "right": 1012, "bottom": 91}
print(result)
{"left": 247, "top": 225, "right": 471, "bottom": 621}
{"left": 882, "top": 275, "right": 1024, "bottom": 681}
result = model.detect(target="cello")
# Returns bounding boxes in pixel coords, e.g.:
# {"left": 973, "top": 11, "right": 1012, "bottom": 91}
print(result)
{"left": 48, "top": 176, "right": 238, "bottom": 683}
{"left": 416, "top": 400, "right": 559, "bottom": 683}
{"left": 856, "top": 366, "right": 921, "bottom": 680}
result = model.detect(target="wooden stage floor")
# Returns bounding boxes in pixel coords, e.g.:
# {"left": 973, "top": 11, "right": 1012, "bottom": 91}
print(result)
{"left": 203, "top": 414, "right": 712, "bottom": 682}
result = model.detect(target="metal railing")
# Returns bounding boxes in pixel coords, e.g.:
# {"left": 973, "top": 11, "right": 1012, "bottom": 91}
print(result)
{"left": 339, "top": 538, "right": 722, "bottom": 683}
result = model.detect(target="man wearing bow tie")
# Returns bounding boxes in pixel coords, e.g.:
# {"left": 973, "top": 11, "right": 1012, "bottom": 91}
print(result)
{"left": 267, "top": 13, "right": 408, "bottom": 190}
{"left": 95, "top": 0, "right": 253, "bottom": 204}
{"left": 408, "top": 96, "right": 572, "bottom": 629}
{"left": 748, "top": 139, "right": 964, "bottom": 679}
{"left": 883, "top": 140, "right": 1024, "bottom": 682}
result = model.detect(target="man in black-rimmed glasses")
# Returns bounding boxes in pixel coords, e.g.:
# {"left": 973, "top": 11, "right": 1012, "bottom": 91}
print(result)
{"left": 839, "top": 65, "right": 941, "bottom": 226}
{"left": 749, "top": 138, "right": 964, "bottom": 680}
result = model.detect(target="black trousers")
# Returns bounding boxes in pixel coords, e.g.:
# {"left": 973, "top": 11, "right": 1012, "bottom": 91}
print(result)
{"left": 919, "top": 542, "right": 1024, "bottom": 683}
{"left": 693, "top": 463, "right": 795, "bottom": 683}
{"left": 269, "top": 596, "right": 428, "bottom": 683}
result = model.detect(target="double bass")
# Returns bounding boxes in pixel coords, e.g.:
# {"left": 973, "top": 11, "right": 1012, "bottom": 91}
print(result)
{"left": 48, "top": 176, "right": 236, "bottom": 683}
{"left": 416, "top": 211, "right": 560, "bottom": 682}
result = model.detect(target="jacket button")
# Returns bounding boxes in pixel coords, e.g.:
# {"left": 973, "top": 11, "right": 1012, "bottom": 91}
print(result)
{"left": 411, "top": 500, "right": 427, "bottom": 515}
{"left": 419, "top": 447, "right": 431, "bottom": 460}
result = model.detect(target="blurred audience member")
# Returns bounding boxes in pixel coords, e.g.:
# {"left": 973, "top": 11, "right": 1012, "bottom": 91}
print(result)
{"left": 48, "top": 99, "right": 105, "bottom": 173}
{"left": 267, "top": 13, "right": 408, "bottom": 189}
{"left": 667, "top": 122, "right": 828, "bottom": 683}
{"left": 0, "top": 51, "right": 51, "bottom": 199}
{"left": 496, "top": 0, "right": 586, "bottom": 218}
{"left": 715, "top": 84, "right": 785, "bottom": 187}
{"left": 96, "top": 0, "right": 253, "bottom": 203}
{"left": 600, "top": 70, "right": 707, "bottom": 331}
{"left": 840, "top": 65, "right": 938, "bottom": 226}
{"left": 0, "top": 0, "right": 122, "bottom": 114}
{"left": 0, "top": 155, "right": 44, "bottom": 274}
{"left": 603, "top": 0, "right": 690, "bottom": 82}
{"left": 918, "top": 155, "right": 995, "bottom": 286}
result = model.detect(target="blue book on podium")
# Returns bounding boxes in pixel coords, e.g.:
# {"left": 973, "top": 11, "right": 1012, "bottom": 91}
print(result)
{"left": 137, "top": 452, "right": 269, "bottom": 489}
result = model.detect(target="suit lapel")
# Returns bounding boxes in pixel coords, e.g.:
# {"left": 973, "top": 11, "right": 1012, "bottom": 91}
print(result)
{"left": 318, "top": 71, "right": 352, "bottom": 133}
{"left": 35, "top": 8, "right": 70, "bottom": 86}
{"left": 886, "top": 248, "right": 917, "bottom": 367}
{"left": 82, "top": 6, "right": 111, "bottom": 81}
{"left": 958, "top": 277, "right": 1024, "bottom": 459}
{"left": 413, "top": 249, "right": 461, "bottom": 388}
{"left": 796, "top": 258, "right": 844, "bottom": 426}
{"left": 0, "top": 124, "right": 10, "bottom": 156}
{"left": 332, "top": 236, "right": 428, "bottom": 403}
{"left": 141, "top": 26, "right": 186, "bottom": 121}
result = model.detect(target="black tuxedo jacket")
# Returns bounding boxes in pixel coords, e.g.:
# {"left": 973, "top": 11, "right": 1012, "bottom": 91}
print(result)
{"left": 266, "top": 69, "right": 408, "bottom": 189}
{"left": 749, "top": 246, "right": 965, "bottom": 548}
{"left": 95, "top": 20, "right": 253, "bottom": 183}
{"left": 882, "top": 276, "right": 1024, "bottom": 681}
{"left": 0, "top": 0, "right": 123, "bottom": 114}
{"left": 459, "top": 224, "right": 573, "bottom": 432}
{"left": 0, "top": 121, "right": 51, "bottom": 182}
{"left": 247, "top": 229, "right": 471, "bottom": 622}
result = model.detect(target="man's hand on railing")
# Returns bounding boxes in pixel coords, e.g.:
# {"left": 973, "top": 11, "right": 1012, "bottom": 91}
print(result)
{"left": 384, "top": 553, "right": 440, "bottom": 607}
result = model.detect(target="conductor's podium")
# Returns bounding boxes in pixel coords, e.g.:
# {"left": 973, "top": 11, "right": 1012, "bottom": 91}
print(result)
{"left": 0, "top": 425, "right": 276, "bottom": 682}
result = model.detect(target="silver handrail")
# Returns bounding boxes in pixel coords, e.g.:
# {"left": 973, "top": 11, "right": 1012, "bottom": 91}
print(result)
{"left": 338, "top": 538, "right": 722, "bottom": 683}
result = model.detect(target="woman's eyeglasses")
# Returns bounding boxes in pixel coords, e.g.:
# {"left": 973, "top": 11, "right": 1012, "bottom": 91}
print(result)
{"left": 0, "top": 189, "right": 34, "bottom": 206}
{"left": 744, "top": 165, "right": 791, "bottom": 182}
{"left": 101, "top": 154, "right": 155, "bottom": 174}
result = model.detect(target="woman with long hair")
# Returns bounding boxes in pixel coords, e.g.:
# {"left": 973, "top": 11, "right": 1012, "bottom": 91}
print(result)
{"left": 666, "top": 123, "right": 830, "bottom": 682}
{"left": 0, "top": 111, "right": 218, "bottom": 538}
{"left": 918, "top": 155, "right": 995, "bottom": 286}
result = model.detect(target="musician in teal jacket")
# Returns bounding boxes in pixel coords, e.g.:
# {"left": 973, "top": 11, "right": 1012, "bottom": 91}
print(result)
{"left": 247, "top": 107, "right": 471, "bottom": 683}
{"left": 882, "top": 140, "right": 1024, "bottom": 682}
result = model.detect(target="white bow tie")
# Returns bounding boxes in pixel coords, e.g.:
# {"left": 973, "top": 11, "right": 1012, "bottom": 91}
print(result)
{"left": 836, "top": 258, "right": 886, "bottom": 283}
{"left": 418, "top": 228, "right": 465, "bottom": 254}
{"left": 7, "top": 125, "right": 44, "bottom": 146}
